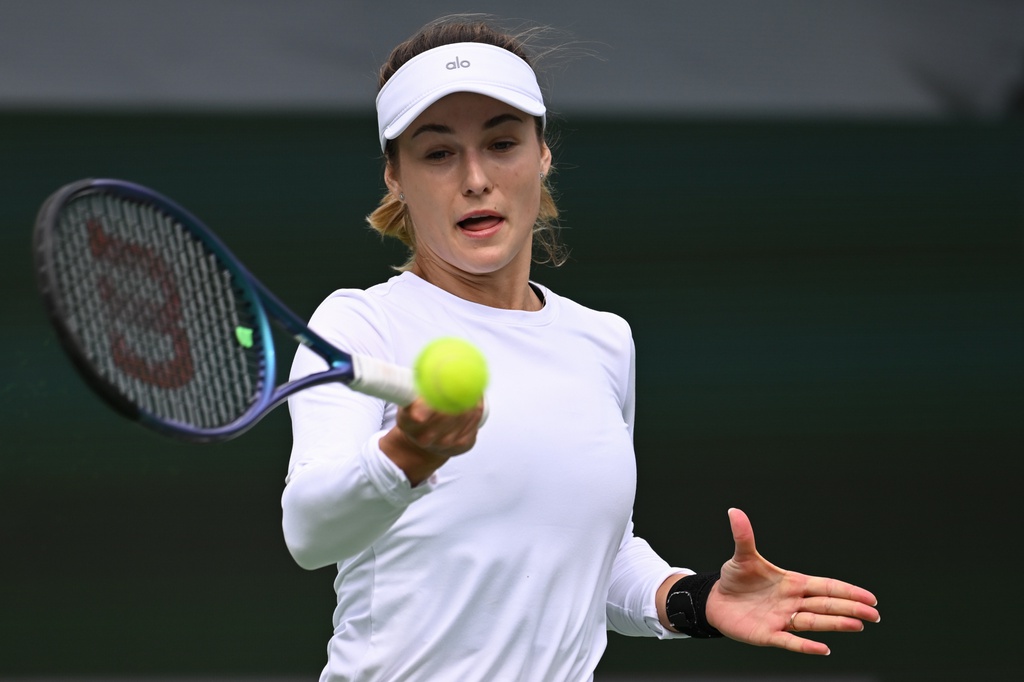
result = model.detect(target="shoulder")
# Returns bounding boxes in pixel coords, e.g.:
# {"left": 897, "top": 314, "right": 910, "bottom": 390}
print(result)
{"left": 303, "top": 278, "right": 406, "bottom": 359}
{"left": 304, "top": 273, "right": 442, "bottom": 356}
{"left": 308, "top": 287, "right": 383, "bottom": 331}
{"left": 309, "top": 274, "right": 419, "bottom": 322}
{"left": 538, "top": 283, "right": 633, "bottom": 341}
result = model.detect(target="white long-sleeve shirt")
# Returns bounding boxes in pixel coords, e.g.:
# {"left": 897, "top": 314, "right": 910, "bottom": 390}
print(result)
{"left": 284, "top": 272, "right": 687, "bottom": 682}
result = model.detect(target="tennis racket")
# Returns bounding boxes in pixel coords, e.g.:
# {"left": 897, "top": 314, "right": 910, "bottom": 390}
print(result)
{"left": 33, "top": 178, "right": 424, "bottom": 443}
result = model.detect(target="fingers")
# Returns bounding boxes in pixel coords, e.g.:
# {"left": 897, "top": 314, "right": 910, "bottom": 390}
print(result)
{"left": 774, "top": 603, "right": 880, "bottom": 657}
{"left": 780, "top": 586, "right": 881, "bottom": 657}
{"left": 787, "top": 609, "right": 875, "bottom": 633}
{"left": 780, "top": 575, "right": 880, "bottom": 638}
{"left": 776, "top": 588, "right": 881, "bottom": 631}
{"left": 771, "top": 607, "right": 871, "bottom": 657}
{"left": 772, "top": 632, "right": 833, "bottom": 656}
{"left": 801, "top": 574, "right": 879, "bottom": 609}
{"left": 398, "top": 398, "right": 483, "bottom": 457}
{"left": 795, "top": 595, "right": 881, "bottom": 625}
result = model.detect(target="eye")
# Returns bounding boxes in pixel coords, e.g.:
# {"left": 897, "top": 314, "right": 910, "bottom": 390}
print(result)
{"left": 491, "top": 140, "right": 517, "bottom": 152}
{"left": 425, "top": 149, "right": 452, "bottom": 161}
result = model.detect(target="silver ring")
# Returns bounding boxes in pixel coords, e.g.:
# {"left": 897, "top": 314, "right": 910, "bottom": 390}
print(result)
{"left": 788, "top": 612, "right": 799, "bottom": 631}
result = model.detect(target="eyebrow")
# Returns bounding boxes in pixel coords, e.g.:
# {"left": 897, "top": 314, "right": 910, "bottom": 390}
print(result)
{"left": 410, "top": 112, "right": 525, "bottom": 139}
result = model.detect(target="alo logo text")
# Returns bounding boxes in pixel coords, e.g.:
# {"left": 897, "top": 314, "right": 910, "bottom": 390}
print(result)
{"left": 446, "top": 57, "right": 471, "bottom": 70}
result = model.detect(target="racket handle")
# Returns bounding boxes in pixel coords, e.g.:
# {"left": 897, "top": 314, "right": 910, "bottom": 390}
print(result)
{"left": 349, "top": 353, "right": 489, "bottom": 425}
{"left": 350, "top": 354, "right": 418, "bottom": 406}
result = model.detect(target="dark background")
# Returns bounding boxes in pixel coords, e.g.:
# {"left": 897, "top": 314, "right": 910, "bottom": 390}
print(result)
{"left": 1, "top": 112, "right": 1021, "bottom": 680}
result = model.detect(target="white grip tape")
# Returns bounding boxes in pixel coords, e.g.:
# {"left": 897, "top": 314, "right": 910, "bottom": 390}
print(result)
{"left": 349, "top": 353, "right": 489, "bottom": 426}
{"left": 350, "top": 354, "right": 417, "bottom": 406}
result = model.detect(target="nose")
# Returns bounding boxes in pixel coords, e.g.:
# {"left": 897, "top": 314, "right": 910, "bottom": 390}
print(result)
{"left": 462, "top": 152, "right": 492, "bottom": 196}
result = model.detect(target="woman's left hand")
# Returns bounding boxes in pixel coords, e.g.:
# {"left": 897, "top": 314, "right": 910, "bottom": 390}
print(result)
{"left": 705, "top": 508, "right": 880, "bottom": 655}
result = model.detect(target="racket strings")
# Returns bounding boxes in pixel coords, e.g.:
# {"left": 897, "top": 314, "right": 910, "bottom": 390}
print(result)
{"left": 51, "top": 194, "right": 262, "bottom": 429}
{"left": 186, "top": 244, "right": 258, "bottom": 425}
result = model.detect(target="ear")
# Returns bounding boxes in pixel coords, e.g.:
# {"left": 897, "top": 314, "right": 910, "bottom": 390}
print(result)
{"left": 539, "top": 142, "right": 553, "bottom": 178}
{"left": 384, "top": 162, "right": 402, "bottom": 199}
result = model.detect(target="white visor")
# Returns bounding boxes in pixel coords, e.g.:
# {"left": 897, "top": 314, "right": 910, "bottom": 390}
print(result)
{"left": 376, "top": 42, "right": 546, "bottom": 151}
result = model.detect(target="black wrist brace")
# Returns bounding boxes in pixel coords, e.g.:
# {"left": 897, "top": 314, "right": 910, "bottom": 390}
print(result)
{"left": 665, "top": 571, "right": 724, "bottom": 639}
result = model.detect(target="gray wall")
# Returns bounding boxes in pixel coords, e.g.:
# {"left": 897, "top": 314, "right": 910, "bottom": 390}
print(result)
{"left": 2, "top": 0, "right": 1023, "bottom": 117}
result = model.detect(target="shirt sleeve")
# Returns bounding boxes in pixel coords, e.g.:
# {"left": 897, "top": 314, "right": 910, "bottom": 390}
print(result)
{"left": 605, "top": 518, "right": 692, "bottom": 638}
{"left": 280, "top": 291, "right": 433, "bottom": 570}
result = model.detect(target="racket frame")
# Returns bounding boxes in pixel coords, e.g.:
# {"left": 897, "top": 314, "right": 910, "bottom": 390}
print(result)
{"left": 34, "top": 178, "right": 410, "bottom": 442}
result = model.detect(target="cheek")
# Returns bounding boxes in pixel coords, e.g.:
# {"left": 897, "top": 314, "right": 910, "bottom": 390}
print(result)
{"left": 513, "top": 171, "right": 543, "bottom": 216}
{"left": 405, "top": 193, "right": 454, "bottom": 242}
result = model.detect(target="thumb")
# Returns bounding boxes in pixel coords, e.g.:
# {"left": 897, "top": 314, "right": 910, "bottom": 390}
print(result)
{"left": 728, "top": 507, "right": 758, "bottom": 561}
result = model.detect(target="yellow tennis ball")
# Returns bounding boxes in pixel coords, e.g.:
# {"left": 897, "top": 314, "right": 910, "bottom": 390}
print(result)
{"left": 414, "top": 337, "right": 488, "bottom": 414}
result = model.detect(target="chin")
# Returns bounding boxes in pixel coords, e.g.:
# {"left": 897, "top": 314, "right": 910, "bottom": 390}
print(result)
{"left": 454, "top": 250, "right": 520, "bottom": 275}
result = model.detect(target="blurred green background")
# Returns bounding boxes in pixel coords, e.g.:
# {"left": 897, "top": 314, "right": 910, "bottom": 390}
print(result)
{"left": 1, "top": 112, "right": 1021, "bottom": 680}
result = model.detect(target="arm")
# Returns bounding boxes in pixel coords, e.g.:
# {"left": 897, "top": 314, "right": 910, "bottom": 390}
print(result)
{"left": 281, "top": 334, "right": 420, "bottom": 569}
{"left": 605, "top": 519, "right": 691, "bottom": 638}
{"left": 281, "top": 292, "right": 482, "bottom": 569}
{"left": 657, "top": 508, "right": 881, "bottom": 655}
{"left": 283, "top": 388, "right": 482, "bottom": 570}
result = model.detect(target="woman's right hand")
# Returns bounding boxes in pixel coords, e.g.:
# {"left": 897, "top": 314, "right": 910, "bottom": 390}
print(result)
{"left": 379, "top": 398, "right": 484, "bottom": 486}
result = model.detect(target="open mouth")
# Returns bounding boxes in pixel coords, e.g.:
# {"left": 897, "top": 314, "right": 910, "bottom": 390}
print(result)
{"left": 457, "top": 213, "right": 503, "bottom": 232}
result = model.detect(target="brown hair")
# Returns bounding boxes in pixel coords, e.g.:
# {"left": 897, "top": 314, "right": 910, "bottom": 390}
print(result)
{"left": 366, "top": 15, "right": 565, "bottom": 270}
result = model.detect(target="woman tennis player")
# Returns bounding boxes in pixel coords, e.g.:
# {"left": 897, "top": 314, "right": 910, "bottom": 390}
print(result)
{"left": 282, "top": 15, "right": 880, "bottom": 681}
